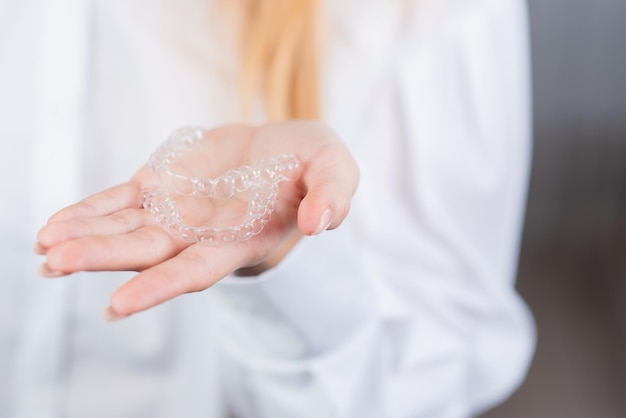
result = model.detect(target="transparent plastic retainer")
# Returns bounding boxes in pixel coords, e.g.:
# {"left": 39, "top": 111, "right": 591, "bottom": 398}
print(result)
{"left": 142, "top": 127, "right": 301, "bottom": 244}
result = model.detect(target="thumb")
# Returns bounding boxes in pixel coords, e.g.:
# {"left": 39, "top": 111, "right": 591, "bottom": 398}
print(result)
{"left": 297, "top": 149, "right": 359, "bottom": 235}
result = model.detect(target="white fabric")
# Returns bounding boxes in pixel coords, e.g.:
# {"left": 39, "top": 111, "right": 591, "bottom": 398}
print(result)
{"left": 0, "top": 0, "right": 535, "bottom": 417}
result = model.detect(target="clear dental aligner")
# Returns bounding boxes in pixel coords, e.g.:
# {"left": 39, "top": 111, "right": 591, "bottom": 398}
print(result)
{"left": 142, "top": 183, "right": 278, "bottom": 244}
{"left": 142, "top": 127, "right": 302, "bottom": 244}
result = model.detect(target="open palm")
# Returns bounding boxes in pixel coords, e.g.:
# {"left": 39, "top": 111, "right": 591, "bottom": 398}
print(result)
{"left": 36, "top": 122, "right": 359, "bottom": 320}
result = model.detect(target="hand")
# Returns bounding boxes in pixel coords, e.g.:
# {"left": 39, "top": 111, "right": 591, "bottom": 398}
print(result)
{"left": 35, "top": 121, "right": 359, "bottom": 320}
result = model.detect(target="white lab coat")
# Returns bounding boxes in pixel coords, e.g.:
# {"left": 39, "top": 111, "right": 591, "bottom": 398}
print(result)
{"left": 0, "top": 0, "right": 535, "bottom": 417}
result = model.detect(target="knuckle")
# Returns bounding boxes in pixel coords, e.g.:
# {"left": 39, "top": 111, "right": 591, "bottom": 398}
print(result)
{"left": 177, "top": 251, "right": 215, "bottom": 291}
{"left": 109, "top": 211, "right": 135, "bottom": 233}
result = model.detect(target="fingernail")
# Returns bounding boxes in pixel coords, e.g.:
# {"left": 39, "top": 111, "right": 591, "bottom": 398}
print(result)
{"left": 33, "top": 242, "right": 47, "bottom": 255}
{"left": 314, "top": 209, "right": 333, "bottom": 235}
{"left": 103, "top": 306, "right": 128, "bottom": 322}
{"left": 37, "top": 263, "right": 65, "bottom": 278}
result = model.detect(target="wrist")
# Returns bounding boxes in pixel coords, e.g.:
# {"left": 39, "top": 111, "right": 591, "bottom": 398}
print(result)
{"left": 235, "top": 231, "right": 303, "bottom": 276}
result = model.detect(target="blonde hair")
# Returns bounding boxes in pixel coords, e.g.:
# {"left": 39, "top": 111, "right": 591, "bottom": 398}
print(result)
{"left": 234, "top": 0, "right": 321, "bottom": 121}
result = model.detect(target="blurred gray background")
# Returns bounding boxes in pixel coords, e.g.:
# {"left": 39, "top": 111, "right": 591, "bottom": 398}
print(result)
{"left": 482, "top": 0, "right": 626, "bottom": 417}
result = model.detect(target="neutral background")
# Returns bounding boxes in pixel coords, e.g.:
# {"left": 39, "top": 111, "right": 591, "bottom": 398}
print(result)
{"left": 482, "top": 1, "right": 626, "bottom": 417}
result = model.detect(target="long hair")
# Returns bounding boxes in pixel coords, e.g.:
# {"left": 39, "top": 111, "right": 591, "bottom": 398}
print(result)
{"left": 233, "top": 0, "right": 321, "bottom": 121}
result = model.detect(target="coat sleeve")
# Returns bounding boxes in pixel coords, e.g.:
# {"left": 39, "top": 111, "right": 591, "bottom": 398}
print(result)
{"left": 212, "top": 1, "right": 535, "bottom": 417}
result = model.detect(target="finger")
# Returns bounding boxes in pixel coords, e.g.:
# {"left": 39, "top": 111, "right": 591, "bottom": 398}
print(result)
{"left": 37, "top": 208, "right": 151, "bottom": 249}
{"left": 47, "top": 182, "right": 144, "bottom": 223}
{"left": 108, "top": 243, "right": 251, "bottom": 317}
{"left": 33, "top": 242, "right": 47, "bottom": 255}
{"left": 298, "top": 182, "right": 350, "bottom": 235}
{"left": 44, "top": 226, "right": 181, "bottom": 273}
{"left": 298, "top": 145, "right": 359, "bottom": 235}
